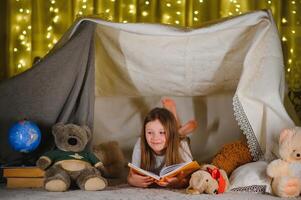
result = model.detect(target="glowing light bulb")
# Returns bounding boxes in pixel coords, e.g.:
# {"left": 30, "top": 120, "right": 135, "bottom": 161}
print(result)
{"left": 27, "top": 25, "right": 31, "bottom": 30}
{"left": 288, "top": 59, "right": 292, "bottom": 64}
{"left": 53, "top": 15, "right": 59, "bottom": 23}
{"left": 175, "top": 20, "right": 180, "bottom": 24}
{"left": 83, "top": 0, "right": 87, "bottom": 2}
{"left": 47, "top": 26, "right": 52, "bottom": 31}
{"left": 78, "top": 11, "right": 83, "bottom": 15}
{"left": 177, "top": 0, "right": 181, "bottom": 4}
{"left": 166, "top": 3, "right": 171, "bottom": 7}
{"left": 194, "top": 11, "right": 199, "bottom": 14}
{"left": 19, "top": 8, "right": 23, "bottom": 13}
{"left": 82, "top": 5, "right": 87, "bottom": 9}
{"left": 292, "top": 30, "right": 296, "bottom": 34}
{"left": 145, "top": 1, "right": 150, "bottom": 5}
{"left": 123, "top": 20, "right": 128, "bottom": 23}
{"left": 105, "top": 9, "right": 110, "bottom": 13}
{"left": 287, "top": 68, "right": 291, "bottom": 72}
{"left": 51, "top": 0, "right": 56, "bottom": 4}
{"left": 290, "top": 48, "right": 294, "bottom": 53}
{"left": 19, "top": 59, "right": 25, "bottom": 67}
{"left": 176, "top": 11, "right": 181, "bottom": 15}
{"left": 19, "top": 35, "right": 25, "bottom": 40}
{"left": 13, "top": 48, "right": 18, "bottom": 52}
{"left": 282, "top": 36, "right": 287, "bottom": 41}
{"left": 46, "top": 33, "right": 51, "bottom": 39}
{"left": 292, "top": 1, "right": 295, "bottom": 4}
{"left": 194, "top": 17, "right": 198, "bottom": 21}
{"left": 142, "top": 11, "right": 148, "bottom": 16}
{"left": 282, "top": 18, "right": 287, "bottom": 23}
{"left": 54, "top": 8, "right": 59, "bottom": 13}
{"left": 292, "top": 10, "right": 296, "bottom": 14}
{"left": 199, "top": 0, "right": 203, "bottom": 2}
{"left": 164, "top": 15, "right": 171, "bottom": 20}
{"left": 268, "top": 0, "right": 271, "bottom": 4}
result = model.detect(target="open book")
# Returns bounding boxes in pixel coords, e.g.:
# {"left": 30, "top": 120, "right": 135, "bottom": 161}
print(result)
{"left": 128, "top": 161, "right": 200, "bottom": 181}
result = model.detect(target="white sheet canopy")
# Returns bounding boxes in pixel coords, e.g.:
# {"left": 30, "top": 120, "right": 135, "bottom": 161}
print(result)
{"left": 57, "top": 10, "right": 295, "bottom": 163}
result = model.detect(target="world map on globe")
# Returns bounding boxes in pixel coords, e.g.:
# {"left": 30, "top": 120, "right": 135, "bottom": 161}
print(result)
{"left": 8, "top": 120, "right": 42, "bottom": 153}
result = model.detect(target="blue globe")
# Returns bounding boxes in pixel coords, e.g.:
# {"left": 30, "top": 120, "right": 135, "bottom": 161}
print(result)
{"left": 8, "top": 120, "right": 42, "bottom": 153}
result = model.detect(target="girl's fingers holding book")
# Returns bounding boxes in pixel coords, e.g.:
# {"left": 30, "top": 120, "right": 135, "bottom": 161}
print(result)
{"left": 156, "top": 181, "right": 169, "bottom": 187}
{"left": 165, "top": 177, "right": 178, "bottom": 183}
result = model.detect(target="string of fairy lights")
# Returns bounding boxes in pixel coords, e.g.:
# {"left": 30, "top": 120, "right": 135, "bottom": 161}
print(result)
{"left": 8, "top": 0, "right": 301, "bottom": 90}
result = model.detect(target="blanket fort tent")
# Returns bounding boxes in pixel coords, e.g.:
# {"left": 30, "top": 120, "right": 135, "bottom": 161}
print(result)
{"left": 0, "top": 10, "right": 295, "bottom": 170}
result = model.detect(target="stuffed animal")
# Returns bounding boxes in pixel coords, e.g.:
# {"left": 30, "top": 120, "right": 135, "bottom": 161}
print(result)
{"left": 93, "top": 141, "right": 126, "bottom": 178}
{"left": 36, "top": 123, "right": 107, "bottom": 192}
{"left": 186, "top": 164, "right": 229, "bottom": 194}
{"left": 161, "top": 98, "right": 197, "bottom": 137}
{"left": 211, "top": 139, "right": 253, "bottom": 176}
{"left": 266, "top": 127, "right": 301, "bottom": 198}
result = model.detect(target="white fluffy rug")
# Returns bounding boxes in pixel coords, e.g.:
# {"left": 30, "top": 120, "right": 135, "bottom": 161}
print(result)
{"left": 1, "top": 184, "right": 298, "bottom": 200}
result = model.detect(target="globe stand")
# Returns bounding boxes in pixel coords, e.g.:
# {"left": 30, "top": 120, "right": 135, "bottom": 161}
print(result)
{"left": 2, "top": 152, "right": 36, "bottom": 167}
{"left": 19, "top": 152, "right": 37, "bottom": 166}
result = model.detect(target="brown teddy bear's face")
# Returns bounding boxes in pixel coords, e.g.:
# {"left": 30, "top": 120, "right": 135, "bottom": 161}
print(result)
{"left": 52, "top": 123, "right": 91, "bottom": 152}
{"left": 279, "top": 128, "right": 301, "bottom": 162}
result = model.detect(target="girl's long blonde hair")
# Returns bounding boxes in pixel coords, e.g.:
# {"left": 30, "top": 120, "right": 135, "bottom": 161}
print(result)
{"left": 140, "top": 107, "right": 182, "bottom": 171}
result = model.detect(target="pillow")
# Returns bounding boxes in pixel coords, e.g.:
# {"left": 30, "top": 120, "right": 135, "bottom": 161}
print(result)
{"left": 229, "top": 161, "right": 272, "bottom": 193}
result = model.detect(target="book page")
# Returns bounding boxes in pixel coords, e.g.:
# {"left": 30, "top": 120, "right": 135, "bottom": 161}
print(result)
{"left": 128, "top": 163, "right": 160, "bottom": 180}
{"left": 159, "top": 162, "right": 188, "bottom": 177}
{"left": 159, "top": 161, "right": 200, "bottom": 179}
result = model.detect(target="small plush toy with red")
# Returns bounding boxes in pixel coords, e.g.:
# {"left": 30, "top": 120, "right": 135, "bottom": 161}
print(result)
{"left": 186, "top": 164, "right": 229, "bottom": 194}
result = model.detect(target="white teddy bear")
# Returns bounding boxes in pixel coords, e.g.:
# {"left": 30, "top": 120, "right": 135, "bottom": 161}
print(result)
{"left": 266, "top": 127, "right": 301, "bottom": 197}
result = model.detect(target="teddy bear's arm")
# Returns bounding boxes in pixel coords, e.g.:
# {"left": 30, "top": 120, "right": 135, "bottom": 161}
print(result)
{"left": 266, "top": 159, "right": 289, "bottom": 178}
{"left": 36, "top": 156, "right": 52, "bottom": 170}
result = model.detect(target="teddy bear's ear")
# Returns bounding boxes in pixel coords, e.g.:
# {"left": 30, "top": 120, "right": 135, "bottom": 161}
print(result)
{"left": 52, "top": 122, "right": 64, "bottom": 137}
{"left": 81, "top": 125, "right": 92, "bottom": 140}
{"left": 279, "top": 128, "right": 294, "bottom": 145}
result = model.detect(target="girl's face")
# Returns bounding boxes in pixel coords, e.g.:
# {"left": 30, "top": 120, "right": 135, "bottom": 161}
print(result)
{"left": 145, "top": 119, "right": 167, "bottom": 155}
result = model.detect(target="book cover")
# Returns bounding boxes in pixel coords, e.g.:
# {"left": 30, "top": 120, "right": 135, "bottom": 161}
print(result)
{"left": 128, "top": 161, "right": 200, "bottom": 181}
{"left": 3, "top": 166, "right": 45, "bottom": 178}
{"left": 6, "top": 177, "right": 44, "bottom": 188}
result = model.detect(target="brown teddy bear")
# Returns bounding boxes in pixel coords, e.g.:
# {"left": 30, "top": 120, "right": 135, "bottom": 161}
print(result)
{"left": 186, "top": 164, "right": 229, "bottom": 194}
{"left": 267, "top": 127, "right": 301, "bottom": 198}
{"left": 211, "top": 139, "right": 253, "bottom": 176}
{"left": 92, "top": 141, "right": 126, "bottom": 179}
{"left": 36, "top": 123, "right": 107, "bottom": 192}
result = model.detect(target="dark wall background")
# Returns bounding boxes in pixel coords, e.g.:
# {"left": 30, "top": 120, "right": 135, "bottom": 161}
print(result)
{"left": 0, "top": 1, "right": 7, "bottom": 81}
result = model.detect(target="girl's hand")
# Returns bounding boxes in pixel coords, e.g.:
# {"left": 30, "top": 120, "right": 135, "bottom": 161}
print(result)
{"left": 127, "top": 169, "right": 155, "bottom": 188}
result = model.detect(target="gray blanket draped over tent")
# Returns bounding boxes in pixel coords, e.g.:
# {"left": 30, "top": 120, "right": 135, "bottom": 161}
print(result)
{"left": 0, "top": 10, "right": 295, "bottom": 170}
{"left": 0, "top": 22, "right": 95, "bottom": 164}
